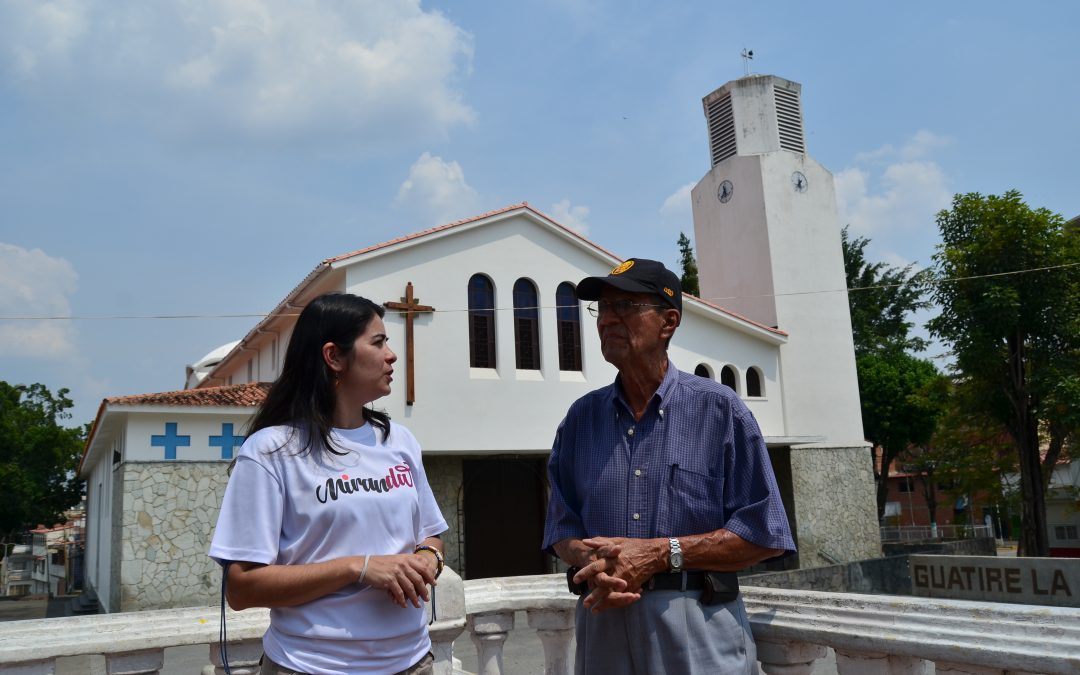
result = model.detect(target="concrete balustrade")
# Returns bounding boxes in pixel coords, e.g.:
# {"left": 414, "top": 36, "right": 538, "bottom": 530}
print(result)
{"left": 1, "top": 571, "right": 1078, "bottom": 674}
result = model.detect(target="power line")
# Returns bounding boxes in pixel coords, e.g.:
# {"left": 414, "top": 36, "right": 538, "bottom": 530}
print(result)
{"left": 1, "top": 261, "right": 1076, "bottom": 322}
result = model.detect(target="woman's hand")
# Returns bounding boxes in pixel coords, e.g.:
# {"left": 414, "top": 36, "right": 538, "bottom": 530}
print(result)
{"left": 363, "top": 554, "right": 438, "bottom": 608}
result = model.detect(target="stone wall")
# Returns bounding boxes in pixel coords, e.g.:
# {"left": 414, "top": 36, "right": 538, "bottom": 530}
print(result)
{"left": 745, "top": 538, "right": 999, "bottom": 595}
{"left": 120, "top": 462, "right": 230, "bottom": 611}
{"left": 790, "top": 445, "right": 881, "bottom": 566}
{"left": 118, "top": 457, "right": 467, "bottom": 612}
{"left": 424, "top": 456, "right": 464, "bottom": 574}
{"left": 745, "top": 555, "right": 911, "bottom": 595}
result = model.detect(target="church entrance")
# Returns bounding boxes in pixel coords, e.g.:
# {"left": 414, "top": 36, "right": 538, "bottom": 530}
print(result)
{"left": 462, "top": 457, "right": 549, "bottom": 579}
{"left": 756, "top": 446, "right": 799, "bottom": 571}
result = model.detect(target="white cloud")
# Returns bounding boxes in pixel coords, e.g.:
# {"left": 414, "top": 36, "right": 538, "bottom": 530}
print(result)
{"left": 837, "top": 159, "right": 951, "bottom": 238}
{"left": 0, "top": 0, "right": 474, "bottom": 144}
{"left": 900, "top": 130, "right": 953, "bottom": 160}
{"left": 396, "top": 152, "right": 479, "bottom": 224}
{"left": 0, "top": 242, "right": 78, "bottom": 358}
{"left": 836, "top": 130, "right": 954, "bottom": 242}
{"left": 550, "top": 199, "right": 591, "bottom": 236}
{"left": 853, "top": 129, "right": 952, "bottom": 164}
{"left": 659, "top": 182, "right": 694, "bottom": 220}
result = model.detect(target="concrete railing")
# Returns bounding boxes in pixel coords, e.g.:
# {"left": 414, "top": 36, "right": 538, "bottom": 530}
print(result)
{"left": 880, "top": 524, "right": 994, "bottom": 543}
{"left": 2, "top": 569, "right": 1079, "bottom": 674}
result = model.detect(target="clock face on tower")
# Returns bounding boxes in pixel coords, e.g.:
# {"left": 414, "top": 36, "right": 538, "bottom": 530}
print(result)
{"left": 717, "top": 180, "right": 733, "bottom": 204}
{"left": 791, "top": 171, "right": 808, "bottom": 193}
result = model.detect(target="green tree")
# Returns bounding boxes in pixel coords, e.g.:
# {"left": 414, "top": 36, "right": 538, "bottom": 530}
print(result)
{"left": 928, "top": 191, "right": 1080, "bottom": 556}
{"left": 676, "top": 232, "right": 700, "bottom": 296}
{"left": 842, "top": 226, "right": 933, "bottom": 355}
{"left": 907, "top": 383, "right": 1016, "bottom": 529}
{"left": 857, "top": 349, "right": 948, "bottom": 521}
{"left": 842, "top": 227, "right": 946, "bottom": 520}
{"left": 0, "top": 382, "right": 85, "bottom": 544}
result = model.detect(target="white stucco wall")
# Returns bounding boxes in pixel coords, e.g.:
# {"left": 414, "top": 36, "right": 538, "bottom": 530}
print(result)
{"left": 205, "top": 211, "right": 788, "bottom": 452}
{"left": 336, "top": 212, "right": 786, "bottom": 452}
{"left": 123, "top": 410, "right": 256, "bottom": 462}
{"left": 84, "top": 455, "right": 114, "bottom": 611}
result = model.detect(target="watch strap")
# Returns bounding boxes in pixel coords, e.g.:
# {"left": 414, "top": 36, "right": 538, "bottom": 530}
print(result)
{"left": 669, "top": 537, "right": 683, "bottom": 572}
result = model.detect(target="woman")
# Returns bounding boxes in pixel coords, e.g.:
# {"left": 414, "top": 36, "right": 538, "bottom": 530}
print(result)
{"left": 210, "top": 292, "right": 447, "bottom": 675}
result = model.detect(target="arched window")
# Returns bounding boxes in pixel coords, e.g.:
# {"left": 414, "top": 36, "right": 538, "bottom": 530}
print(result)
{"left": 746, "top": 367, "right": 763, "bottom": 397}
{"left": 556, "top": 283, "right": 582, "bottom": 371}
{"left": 468, "top": 274, "right": 496, "bottom": 368}
{"left": 513, "top": 278, "right": 541, "bottom": 370}
{"left": 720, "top": 365, "right": 737, "bottom": 391}
{"left": 694, "top": 364, "right": 712, "bottom": 379}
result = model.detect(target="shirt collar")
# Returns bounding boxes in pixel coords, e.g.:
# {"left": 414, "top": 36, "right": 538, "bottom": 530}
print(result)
{"left": 611, "top": 359, "right": 681, "bottom": 416}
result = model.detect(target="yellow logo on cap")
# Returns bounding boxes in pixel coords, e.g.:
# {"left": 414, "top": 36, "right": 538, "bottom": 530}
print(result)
{"left": 611, "top": 260, "right": 635, "bottom": 275}
{"left": 663, "top": 287, "right": 674, "bottom": 297}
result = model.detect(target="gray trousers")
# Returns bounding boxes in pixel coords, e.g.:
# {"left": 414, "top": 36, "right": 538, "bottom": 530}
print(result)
{"left": 574, "top": 591, "right": 758, "bottom": 675}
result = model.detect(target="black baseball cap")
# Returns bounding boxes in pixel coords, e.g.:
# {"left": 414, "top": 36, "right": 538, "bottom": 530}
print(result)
{"left": 577, "top": 258, "right": 683, "bottom": 313}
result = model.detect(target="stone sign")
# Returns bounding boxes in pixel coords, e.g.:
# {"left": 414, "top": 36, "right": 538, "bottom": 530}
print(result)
{"left": 910, "top": 554, "right": 1079, "bottom": 607}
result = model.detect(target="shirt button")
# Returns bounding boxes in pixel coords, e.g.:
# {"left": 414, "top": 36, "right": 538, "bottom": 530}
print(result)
{"left": 627, "top": 428, "right": 635, "bottom": 437}
{"left": 634, "top": 469, "right": 642, "bottom": 477}
{"left": 633, "top": 513, "right": 641, "bottom": 520}
{"left": 659, "top": 409, "right": 665, "bottom": 417}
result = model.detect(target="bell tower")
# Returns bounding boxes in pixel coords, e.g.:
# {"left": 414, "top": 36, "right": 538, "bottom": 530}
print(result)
{"left": 691, "top": 74, "right": 863, "bottom": 446}
{"left": 691, "top": 75, "right": 880, "bottom": 565}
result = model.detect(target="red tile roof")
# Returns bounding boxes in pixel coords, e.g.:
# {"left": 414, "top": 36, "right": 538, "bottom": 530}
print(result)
{"left": 105, "top": 382, "right": 270, "bottom": 407}
{"left": 80, "top": 382, "right": 269, "bottom": 476}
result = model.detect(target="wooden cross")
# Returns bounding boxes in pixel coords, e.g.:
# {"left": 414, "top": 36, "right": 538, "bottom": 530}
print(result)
{"left": 383, "top": 282, "right": 435, "bottom": 405}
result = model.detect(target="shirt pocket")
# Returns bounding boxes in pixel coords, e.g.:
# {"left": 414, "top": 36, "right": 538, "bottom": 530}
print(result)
{"left": 660, "top": 464, "right": 725, "bottom": 536}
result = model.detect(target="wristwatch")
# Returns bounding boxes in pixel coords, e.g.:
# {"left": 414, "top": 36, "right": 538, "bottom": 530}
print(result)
{"left": 668, "top": 538, "right": 683, "bottom": 572}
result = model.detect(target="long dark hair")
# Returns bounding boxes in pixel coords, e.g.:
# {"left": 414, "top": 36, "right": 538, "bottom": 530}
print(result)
{"left": 248, "top": 292, "right": 391, "bottom": 456}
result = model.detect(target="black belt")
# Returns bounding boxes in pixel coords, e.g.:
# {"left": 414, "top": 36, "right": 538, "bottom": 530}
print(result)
{"left": 645, "top": 571, "right": 708, "bottom": 591}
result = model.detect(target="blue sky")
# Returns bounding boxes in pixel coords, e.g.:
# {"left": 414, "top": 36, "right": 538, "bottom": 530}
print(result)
{"left": 1, "top": 0, "right": 1077, "bottom": 426}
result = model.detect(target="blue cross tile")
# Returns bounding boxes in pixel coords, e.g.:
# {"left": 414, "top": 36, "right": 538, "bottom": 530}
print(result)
{"left": 151, "top": 422, "right": 191, "bottom": 460}
{"left": 209, "top": 423, "right": 246, "bottom": 460}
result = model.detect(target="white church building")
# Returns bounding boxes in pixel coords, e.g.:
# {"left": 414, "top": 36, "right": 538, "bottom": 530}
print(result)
{"left": 79, "top": 74, "right": 881, "bottom": 613}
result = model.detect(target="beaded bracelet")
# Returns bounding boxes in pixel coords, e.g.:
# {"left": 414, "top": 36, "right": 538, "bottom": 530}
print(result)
{"left": 414, "top": 545, "right": 444, "bottom": 579}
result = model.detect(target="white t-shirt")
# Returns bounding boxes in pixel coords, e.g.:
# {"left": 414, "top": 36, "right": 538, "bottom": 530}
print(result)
{"left": 209, "top": 421, "right": 448, "bottom": 675}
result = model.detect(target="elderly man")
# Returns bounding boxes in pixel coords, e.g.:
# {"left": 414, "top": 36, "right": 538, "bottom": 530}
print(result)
{"left": 542, "top": 258, "right": 795, "bottom": 674}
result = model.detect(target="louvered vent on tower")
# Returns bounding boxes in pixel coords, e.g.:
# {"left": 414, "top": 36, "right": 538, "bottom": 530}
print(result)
{"left": 707, "top": 92, "right": 737, "bottom": 166}
{"left": 774, "top": 85, "right": 805, "bottom": 153}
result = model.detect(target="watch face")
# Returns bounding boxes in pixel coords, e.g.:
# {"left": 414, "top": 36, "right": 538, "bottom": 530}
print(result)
{"left": 671, "top": 551, "right": 684, "bottom": 568}
{"left": 791, "top": 171, "right": 808, "bottom": 193}
{"left": 717, "top": 179, "right": 733, "bottom": 203}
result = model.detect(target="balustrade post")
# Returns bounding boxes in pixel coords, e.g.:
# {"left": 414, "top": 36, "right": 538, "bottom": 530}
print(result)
{"left": 526, "top": 608, "right": 575, "bottom": 675}
{"left": 467, "top": 612, "right": 514, "bottom": 675}
{"left": 834, "top": 649, "right": 932, "bottom": 675}
{"left": 429, "top": 567, "right": 466, "bottom": 675}
{"left": 103, "top": 649, "right": 164, "bottom": 675}
{"left": 755, "top": 638, "right": 827, "bottom": 675}
{"left": 208, "top": 638, "right": 263, "bottom": 675}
